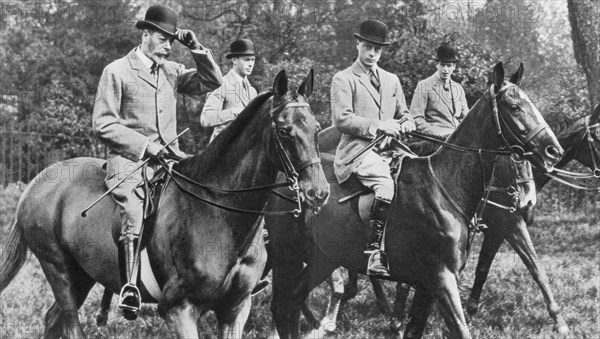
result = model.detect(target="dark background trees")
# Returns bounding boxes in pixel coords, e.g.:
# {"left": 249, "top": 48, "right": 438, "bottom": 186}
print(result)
{"left": 0, "top": 0, "right": 596, "bottom": 183}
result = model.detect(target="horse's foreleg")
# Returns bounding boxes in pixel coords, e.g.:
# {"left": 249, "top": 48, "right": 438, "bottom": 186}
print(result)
{"left": 96, "top": 289, "right": 113, "bottom": 326}
{"left": 217, "top": 297, "right": 252, "bottom": 339}
{"left": 390, "top": 283, "right": 411, "bottom": 333}
{"left": 165, "top": 300, "right": 200, "bottom": 339}
{"left": 43, "top": 302, "right": 62, "bottom": 339}
{"left": 319, "top": 268, "right": 345, "bottom": 333}
{"left": 504, "top": 219, "right": 569, "bottom": 335}
{"left": 427, "top": 269, "right": 471, "bottom": 339}
{"left": 370, "top": 277, "right": 392, "bottom": 314}
{"left": 467, "top": 224, "right": 504, "bottom": 317}
{"left": 403, "top": 288, "right": 433, "bottom": 339}
{"left": 341, "top": 270, "right": 359, "bottom": 302}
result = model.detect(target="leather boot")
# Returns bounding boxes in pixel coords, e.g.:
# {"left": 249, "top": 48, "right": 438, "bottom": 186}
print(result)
{"left": 117, "top": 222, "right": 141, "bottom": 320}
{"left": 364, "top": 198, "right": 391, "bottom": 278}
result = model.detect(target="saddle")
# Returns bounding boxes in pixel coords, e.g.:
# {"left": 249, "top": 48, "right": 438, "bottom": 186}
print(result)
{"left": 322, "top": 151, "right": 411, "bottom": 223}
{"left": 135, "top": 163, "right": 170, "bottom": 249}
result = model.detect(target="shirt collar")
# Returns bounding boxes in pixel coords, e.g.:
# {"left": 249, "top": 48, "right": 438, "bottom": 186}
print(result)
{"left": 357, "top": 60, "right": 378, "bottom": 76}
{"left": 135, "top": 46, "right": 154, "bottom": 70}
{"left": 435, "top": 72, "right": 451, "bottom": 86}
{"left": 230, "top": 69, "right": 247, "bottom": 84}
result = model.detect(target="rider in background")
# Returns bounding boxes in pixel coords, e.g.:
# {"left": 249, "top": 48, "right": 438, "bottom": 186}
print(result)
{"left": 331, "top": 19, "right": 415, "bottom": 278}
{"left": 201, "top": 39, "right": 258, "bottom": 142}
{"left": 92, "top": 4, "right": 222, "bottom": 320}
{"left": 410, "top": 45, "right": 469, "bottom": 139}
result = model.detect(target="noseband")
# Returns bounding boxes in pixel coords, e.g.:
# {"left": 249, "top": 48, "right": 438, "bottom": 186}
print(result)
{"left": 490, "top": 84, "right": 551, "bottom": 161}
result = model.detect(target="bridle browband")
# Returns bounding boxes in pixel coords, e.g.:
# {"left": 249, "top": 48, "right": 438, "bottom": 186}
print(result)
{"left": 167, "top": 99, "right": 321, "bottom": 217}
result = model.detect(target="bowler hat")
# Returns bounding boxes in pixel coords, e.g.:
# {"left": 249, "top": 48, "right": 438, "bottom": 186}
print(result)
{"left": 136, "top": 5, "right": 178, "bottom": 37}
{"left": 352, "top": 20, "right": 390, "bottom": 46}
{"left": 226, "top": 39, "right": 256, "bottom": 59}
{"left": 433, "top": 45, "right": 459, "bottom": 63}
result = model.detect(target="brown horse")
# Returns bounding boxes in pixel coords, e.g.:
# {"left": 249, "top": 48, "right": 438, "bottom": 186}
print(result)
{"left": 333, "top": 101, "right": 600, "bottom": 338}
{"left": 0, "top": 70, "right": 329, "bottom": 339}
{"left": 265, "top": 63, "right": 563, "bottom": 339}
{"left": 308, "top": 154, "right": 537, "bottom": 335}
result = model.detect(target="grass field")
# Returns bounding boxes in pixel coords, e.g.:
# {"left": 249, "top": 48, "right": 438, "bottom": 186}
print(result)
{"left": 1, "top": 183, "right": 598, "bottom": 338}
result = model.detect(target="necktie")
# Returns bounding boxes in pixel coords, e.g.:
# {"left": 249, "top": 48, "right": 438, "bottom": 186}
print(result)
{"left": 150, "top": 62, "right": 158, "bottom": 76}
{"left": 370, "top": 69, "right": 380, "bottom": 92}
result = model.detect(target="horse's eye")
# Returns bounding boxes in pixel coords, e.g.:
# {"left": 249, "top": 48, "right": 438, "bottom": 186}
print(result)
{"left": 277, "top": 127, "right": 291, "bottom": 138}
{"left": 511, "top": 104, "right": 519, "bottom": 111}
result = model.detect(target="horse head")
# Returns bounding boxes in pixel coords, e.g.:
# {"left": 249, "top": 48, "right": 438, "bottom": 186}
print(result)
{"left": 583, "top": 104, "right": 600, "bottom": 177}
{"left": 270, "top": 69, "right": 330, "bottom": 210}
{"left": 490, "top": 62, "right": 563, "bottom": 171}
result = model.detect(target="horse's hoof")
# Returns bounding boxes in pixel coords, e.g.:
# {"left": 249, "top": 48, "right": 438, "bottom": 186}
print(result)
{"left": 553, "top": 324, "right": 570, "bottom": 335}
{"left": 389, "top": 318, "right": 402, "bottom": 333}
{"left": 320, "top": 317, "right": 337, "bottom": 333}
{"left": 122, "top": 309, "right": 138, "bottom": 321}
{"left": 95, "top": 310, "right": 108, "bottom": 326}
{"left": 466, "top": 299, "right": 479, "bottom": 316}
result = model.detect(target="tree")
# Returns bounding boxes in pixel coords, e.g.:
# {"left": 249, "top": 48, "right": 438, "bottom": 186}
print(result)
{"left": 568, "top": 0, "right": 600, "bottom": 108}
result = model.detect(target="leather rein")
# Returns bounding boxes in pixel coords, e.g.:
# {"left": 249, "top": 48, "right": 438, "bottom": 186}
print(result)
{"left": 165, "top": 101, "right": 320, "bottom": 217}
{"left": 544, "top": 119, "right": 600, "bottom": 191}
{"left": 416, "top": 83, "right": 538, "bottom": 233}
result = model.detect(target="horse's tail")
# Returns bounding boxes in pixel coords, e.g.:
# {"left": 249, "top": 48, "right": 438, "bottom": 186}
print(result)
{"left": 0, "top": 219, "right": 27, "bottom": 294}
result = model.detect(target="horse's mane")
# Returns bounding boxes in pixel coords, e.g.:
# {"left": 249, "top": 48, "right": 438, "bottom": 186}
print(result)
{"left": 407, "top": 139, "right": 442, "bottom": 157}
{"left": 175, "top": 91, "right": 274, "bottom": 177}
{"left": 545, "top": 114, "right": 586, "bottom": 139}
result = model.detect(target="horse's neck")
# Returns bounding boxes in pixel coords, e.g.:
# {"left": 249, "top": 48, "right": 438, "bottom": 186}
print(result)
{"left": 429, "top": 98, "right": 501, "bottom": 214}
{"left": 534, "top": 118, "right": 586, "bottom": 189}
{"left": 213, "top": 129, "right": 276, "bottom": 193}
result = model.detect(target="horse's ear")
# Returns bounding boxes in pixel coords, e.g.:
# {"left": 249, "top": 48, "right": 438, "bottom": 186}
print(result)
{"left": 509, "top": 63, "right": 524, "bottom": 86}
{"left": 492, "top": 62, "right": 505, "bottom": 91}
{"left": 272, "top": 70, "right": 288, "bottom": 101}
{"left": 591, "top": 104, "right": 600, "bottom": 124}
{"left": 298, "top": 69, "right": 314, "bottom": 98}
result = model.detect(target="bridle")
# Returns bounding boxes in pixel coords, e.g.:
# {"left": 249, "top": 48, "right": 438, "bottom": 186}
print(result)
{"left": 420, "top": 83, "right": 544, "bottom": 234}
{"left": 166, "top": 99, "right": 321, "bottom": 217}
{"left": 544, "top": 118, "right": 600, "bottom": 191}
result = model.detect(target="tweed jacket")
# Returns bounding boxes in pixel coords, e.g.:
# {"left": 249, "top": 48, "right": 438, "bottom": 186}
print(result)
{"left": 332, "top": 60, "right": 413, "bottom": 183}
{"left": 93, "top": 47, "right": 222, "bottom": 179}
{"left": 200, "top": 69, "right": 258, "bottom": 142}
{"left": 409, "top": 73, "right": 469, "bottom": 138}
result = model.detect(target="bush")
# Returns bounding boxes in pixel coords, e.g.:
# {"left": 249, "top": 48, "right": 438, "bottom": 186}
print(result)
{"left": 0, "top": 182, "right": 25, "bottom": 240}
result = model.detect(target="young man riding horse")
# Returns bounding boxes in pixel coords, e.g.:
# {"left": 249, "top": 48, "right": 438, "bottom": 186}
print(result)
{"left": 331, "top": 19, "right": 415, "bottom": 277}
{"left": 410, "top": 45, "right": 470, "bottom": 139}
{"left": 92, "top": 4, "right": 222, "bottom": 319}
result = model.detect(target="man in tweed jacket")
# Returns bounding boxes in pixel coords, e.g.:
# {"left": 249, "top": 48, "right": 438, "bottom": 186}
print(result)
{"left": 332, "top": 20, "right": 414, "bottom": 278}
{"left": 92, "top": 4, "right": 222, "bottom": 319}
{"left": 410, "top": 45, "right": 469, "bottom": 139}
{"left": 201, "top": 39, "right": 258, "bottom": 142}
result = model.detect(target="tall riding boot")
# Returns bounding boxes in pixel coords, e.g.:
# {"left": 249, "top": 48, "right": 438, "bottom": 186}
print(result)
{"left": 364, "top": 198, "right": 391, "bottom": 278}
{"left": 117, "top": 222, "right": 141, "bottom": 320}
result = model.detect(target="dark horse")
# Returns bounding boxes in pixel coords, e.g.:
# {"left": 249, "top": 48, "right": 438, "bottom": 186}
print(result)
{"left": 464, "top": 104, "right": 600, "bottom": 334}
{"left": 374, "top": 104, "right": 600, "bottom": 337}
{"left": 0, "top": 70, "right": 329, "bottom": 339}
{"left": 265, "top": 63, "right": 563, "bottom": 339}
{"left": 310, "top": 100, "right": 600, "bottom": 338}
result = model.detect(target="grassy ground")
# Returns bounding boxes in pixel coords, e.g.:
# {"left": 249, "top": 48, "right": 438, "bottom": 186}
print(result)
{"left": 1, "top": 190, "right": 598, "bottom": 338}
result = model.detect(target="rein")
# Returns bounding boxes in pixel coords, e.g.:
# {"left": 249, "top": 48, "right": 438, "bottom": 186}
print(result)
{"left": 544, "top": 120, "right": 600, "bottom": 190}
{"left": 425, "top": 83, "right": 538, "bottom": 243}
{"left": 166, "top": 101, "right": 320, "bottom": 217}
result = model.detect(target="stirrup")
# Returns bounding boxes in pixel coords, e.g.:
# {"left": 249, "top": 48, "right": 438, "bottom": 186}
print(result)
{"left": 118, "top": 283, "right": 141, "bottom": 312}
